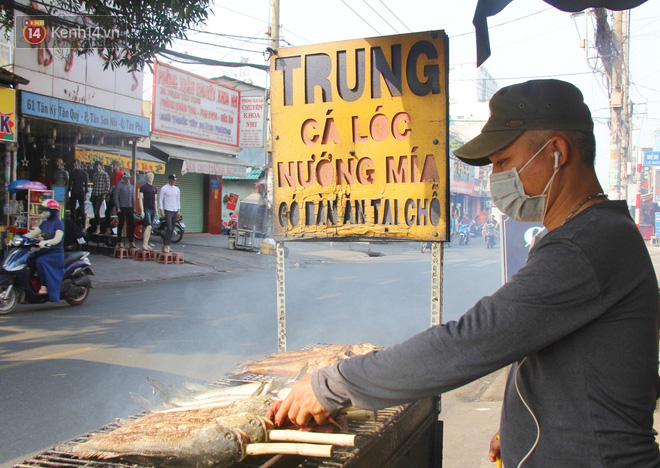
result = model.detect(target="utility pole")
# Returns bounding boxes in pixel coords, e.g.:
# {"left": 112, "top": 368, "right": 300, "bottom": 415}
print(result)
{"left": 590, "top": 9, "right": 630, "bottom": 201}
{"left": 269, "top": 0, "right": 280, "bottom": 51}
{"left": 610, "top": 10, "right": 630, "bottom": 202}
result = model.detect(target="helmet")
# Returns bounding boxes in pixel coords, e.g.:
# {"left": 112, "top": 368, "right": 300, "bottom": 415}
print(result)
{"left": 41, "top": 199, "right": 59, "bottom": 210}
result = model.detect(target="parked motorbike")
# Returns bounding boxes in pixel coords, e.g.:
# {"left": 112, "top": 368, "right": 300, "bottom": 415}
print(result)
{"left": 134, "top": 214, "right": 185, "bottom": 244}
{"left": 0, "top": 236, "right": 93, "bottom": 314}
{"left": 458, "top": 224, "right": 470, "bottom": 245}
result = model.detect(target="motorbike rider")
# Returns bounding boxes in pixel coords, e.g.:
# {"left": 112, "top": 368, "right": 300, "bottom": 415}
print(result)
{"left": 483, "top": 214, "right": 499, "bottom": 244}
{"left": 24, "top": 199, "right": 64, "bottom": 302}
{"left": 138, "top": 172, "right": 157, "bottom": 251}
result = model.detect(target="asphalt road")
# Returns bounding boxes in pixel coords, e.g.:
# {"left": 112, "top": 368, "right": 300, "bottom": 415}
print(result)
{"left": 0, "top": 238, "right": 502, "bottom": 467}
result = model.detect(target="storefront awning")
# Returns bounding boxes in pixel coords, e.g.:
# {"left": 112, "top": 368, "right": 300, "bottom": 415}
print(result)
{"left": 149, "top": 142, "right": 251, "bottom": 177}
{"left": 75, "top": 145, "right": 166, "bottom": 174}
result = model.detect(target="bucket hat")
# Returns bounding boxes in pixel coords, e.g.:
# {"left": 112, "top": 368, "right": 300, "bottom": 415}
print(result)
{"left": 454, "top": 79, "right": 593, "bottom": 166}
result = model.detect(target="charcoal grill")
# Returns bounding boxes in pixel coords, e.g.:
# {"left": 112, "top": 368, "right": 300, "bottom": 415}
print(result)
{"left": 15, "top": 397, "right": 441, "bottom": 468}
{"left": 15, "top": 360, "right": 442, "bottom": 468}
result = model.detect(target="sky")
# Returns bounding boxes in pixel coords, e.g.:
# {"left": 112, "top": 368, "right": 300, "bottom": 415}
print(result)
{"left": 153, "top": 0, "right": 660, "bottom": 187}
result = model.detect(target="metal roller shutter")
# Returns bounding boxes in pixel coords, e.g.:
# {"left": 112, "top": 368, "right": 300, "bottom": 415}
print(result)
{"left": 153, "top": 160, "right": 205, "bottom": 233}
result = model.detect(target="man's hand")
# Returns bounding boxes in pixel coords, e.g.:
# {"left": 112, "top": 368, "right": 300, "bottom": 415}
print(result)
{"left": 489, "top": 431, "right": 501, "bottom": 463}
{"left": 267, "top": 376, "right": 331, "bottom": 427}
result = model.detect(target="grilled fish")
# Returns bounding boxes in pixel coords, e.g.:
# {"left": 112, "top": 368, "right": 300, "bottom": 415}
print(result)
{"left": 75, "top": 396, "right": 275, "bottom": 466}
{"left": 74, "top": 415, "right": 247, "bottom": 467}
{"left": 235, "top": 343, "right": 382, "bottom": 376}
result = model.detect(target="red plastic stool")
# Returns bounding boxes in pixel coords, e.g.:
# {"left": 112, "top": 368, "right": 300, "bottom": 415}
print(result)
{"left": 157, "top": 252, "right": 174, "bottom": 264}
{"left": 172, "top": 253, "right": 184, "bottom": 264}
{"left": 113, "top": 247, "right": 129, "bottom": 259}
{"left": 134, "top": 250, "right": 156, "bottom": 261}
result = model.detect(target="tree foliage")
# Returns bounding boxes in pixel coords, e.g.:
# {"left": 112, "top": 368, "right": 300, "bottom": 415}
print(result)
{"left": 1, "top": 0, "right": 211, "bottom": 70}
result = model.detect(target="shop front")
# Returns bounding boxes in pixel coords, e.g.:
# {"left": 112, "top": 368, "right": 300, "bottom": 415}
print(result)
{"left": 147, "top": 143, "right": 252, "bottom": 234}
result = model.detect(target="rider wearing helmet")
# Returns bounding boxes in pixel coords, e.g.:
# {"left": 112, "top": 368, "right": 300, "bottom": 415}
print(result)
{"left": 24, "top": 199, "right": 65, "bottom": 302}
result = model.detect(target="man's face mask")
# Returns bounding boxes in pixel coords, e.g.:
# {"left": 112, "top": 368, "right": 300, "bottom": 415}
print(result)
{"left": 489, "top": 140, "right": 558, "bottom": 223}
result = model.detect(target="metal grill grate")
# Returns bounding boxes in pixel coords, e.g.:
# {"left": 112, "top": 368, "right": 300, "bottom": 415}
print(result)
{"left": 15, "top": 349, "right": 440, "bottom": 468}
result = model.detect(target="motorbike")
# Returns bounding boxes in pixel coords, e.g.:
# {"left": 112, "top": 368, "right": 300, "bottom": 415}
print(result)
{"left": 458, "top": 223, "right": 470, "bottom": 245}
{"left": 134, "top": 214, "right": 185, "bottom": 244}
{"left": 0, "top": 236, "right": 93, "bottom": 314}
{"left": 484, "top": 222, "right": 497, "bottom": 249}
{"left": 470, "top": 222, "right": 483, "bottom": 238}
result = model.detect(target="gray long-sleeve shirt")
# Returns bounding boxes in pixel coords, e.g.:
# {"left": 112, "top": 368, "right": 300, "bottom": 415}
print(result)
{"left": 314, "top": 201, "right": 660, "bottom": 467}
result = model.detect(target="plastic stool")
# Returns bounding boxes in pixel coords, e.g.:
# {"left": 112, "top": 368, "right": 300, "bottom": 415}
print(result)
{"left": 113, "top": 247, "right": 129, "bottom": 259}
{"left": 128, "top": 248, "right": 140, "bottom": 258}
{"left": 157, "top": 252, "right": 174, "bottom": 264}
{"left": 134, "top": 250, "right": 156, "bottom": 261}
{"left": 172, "top": 252, "right": 184, "bottom": 264}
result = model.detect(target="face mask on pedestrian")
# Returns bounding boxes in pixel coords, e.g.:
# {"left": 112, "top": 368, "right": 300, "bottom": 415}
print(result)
{"left": 489, "top": 139, "right": 558, "bottom": 223}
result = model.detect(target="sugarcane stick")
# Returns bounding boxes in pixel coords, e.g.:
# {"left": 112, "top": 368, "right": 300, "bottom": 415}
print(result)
{"left": 268, "top": 429, "right": 356, "bottom": 446}
{"left": 245, "top": 443, "right": 333, "bottom": 457}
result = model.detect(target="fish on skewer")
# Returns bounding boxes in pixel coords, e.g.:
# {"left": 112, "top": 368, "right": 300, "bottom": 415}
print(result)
{"left": 74, "top": 413, "right": 248, "bottom": 467}
{"left": 131, "top": 379, "right": 272, "bottom": 413}
{"left": 234, "top": 343, "right": 382, "bottom": 376}
{"left": 74, "top": 406, "right": 347, "bottom": 467}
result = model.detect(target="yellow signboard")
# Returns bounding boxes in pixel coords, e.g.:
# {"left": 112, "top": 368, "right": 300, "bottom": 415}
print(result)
{"left": 0, "top": 88, "right": 16, "bottom": 142}
{"left": 271, "top": 31, "right": 449, "bottom": 241}
{"left": 75, "top": 148, "right": 166, "bottom": 174}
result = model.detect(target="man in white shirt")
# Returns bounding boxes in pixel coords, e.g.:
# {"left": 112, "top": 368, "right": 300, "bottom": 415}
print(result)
{"left": 158, "top": 173, "right": 181, "bottom": 253}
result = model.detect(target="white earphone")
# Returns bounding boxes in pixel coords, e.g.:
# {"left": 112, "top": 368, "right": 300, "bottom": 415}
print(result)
{"left": 553, "top": 151, "right": 561, "bottom": 169}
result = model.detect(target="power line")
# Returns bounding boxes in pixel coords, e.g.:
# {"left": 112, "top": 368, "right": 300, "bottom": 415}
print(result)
{"left": 340, "top": 0, "right": 381, "bottom": 35}
{"left": 449, "top": 7, "right": 553, "bottom": 38}
{"left": 176, "top": 36, "right": 265, "bottom": 55}
{"left": 378, "top": 0, "right": 412, "bottom": 33}
{"left": 362, "top": 0, "right": 399, "bottom": 34}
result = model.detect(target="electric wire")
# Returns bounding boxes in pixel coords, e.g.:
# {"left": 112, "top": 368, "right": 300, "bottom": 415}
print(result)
{"left": 378, "top": 0, "right": 412, "bottom": 32}
{"left": 514, "top": 357, "right": 540, "bottom": 467}
{"left": 340, "top": 0, "right": 381, "bottom": 35}
{"left": 362, "top": 0, "right": 399, "bottom": 34}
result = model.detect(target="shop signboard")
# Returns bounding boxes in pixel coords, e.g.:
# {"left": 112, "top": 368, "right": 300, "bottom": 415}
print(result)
{"left": 239, "top": 94, "right": 266, "bottom": 148}
{"left": 643, "top": 151, "right": 660, "bottom": 167}
{"left": 21, "top": 91, "right": 149, "bottom": 136}
{"left": 270, "top": 31, "right": 449, "bottom": 241}
{"left": 74, "top": 147, "right": 165, "bottom": 174}
{"left": 152, "top": 62, "right": 240, "bottom": 149}
{"left": 0, "top": 87, "right": 16, "bottom": 142}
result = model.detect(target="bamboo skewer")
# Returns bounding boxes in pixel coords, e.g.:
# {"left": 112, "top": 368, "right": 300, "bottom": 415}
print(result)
{"left": 268, "top": 429, "right": 356, "bottom": 446}
{"left": 245, "top": 443, "right": 333, "bottom": 457}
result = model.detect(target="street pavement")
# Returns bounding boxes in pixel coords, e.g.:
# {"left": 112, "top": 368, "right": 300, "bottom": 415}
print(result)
{"left": 78, "top": 235, "right": 660, "bottom": 467}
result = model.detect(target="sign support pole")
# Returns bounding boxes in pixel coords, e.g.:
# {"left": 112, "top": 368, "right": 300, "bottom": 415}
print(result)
{"left": 276, "top": 241, "right": 287, "bottom": 352}
{"left": 430, "top": 242, "right": 443, "bottom": 327}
